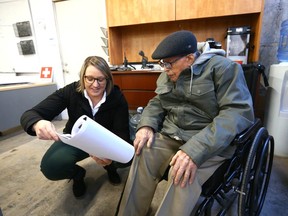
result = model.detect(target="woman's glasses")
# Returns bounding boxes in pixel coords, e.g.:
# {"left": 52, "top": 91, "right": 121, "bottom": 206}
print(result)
{"left": 84, "top": 76, "right": 107, "bottom": 85}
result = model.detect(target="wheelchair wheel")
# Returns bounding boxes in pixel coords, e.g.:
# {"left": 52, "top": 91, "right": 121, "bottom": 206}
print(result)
{"left": 238, "top": 127, "right": 274, "bottom": 216}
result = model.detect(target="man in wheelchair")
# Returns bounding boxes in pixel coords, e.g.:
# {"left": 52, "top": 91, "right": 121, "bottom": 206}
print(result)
{"left": 117, "top": 30, "right": 270, "bottom": 216}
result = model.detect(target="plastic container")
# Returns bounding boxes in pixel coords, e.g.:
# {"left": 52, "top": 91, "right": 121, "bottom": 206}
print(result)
{"left": 280, "top": 69, "right": 288, "bottom": 118}
{"left": 129, "top": 107, "right": 143, "bottom": 141}
{"left": 264, "top": 64, "right": 288, "bottom": 157}
{"left": 277, "top": 19, "right": 288, "bottom": 62}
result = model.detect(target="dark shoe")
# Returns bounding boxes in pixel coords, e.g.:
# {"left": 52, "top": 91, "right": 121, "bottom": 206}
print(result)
{"left": 107, "top": 169, "right": 121, "bottom": 185}
{"left": 72, "top": 167, "right": 86, "bottom": 198}
{"left": 105, "top": 165, "right": 121, "bottom": 185}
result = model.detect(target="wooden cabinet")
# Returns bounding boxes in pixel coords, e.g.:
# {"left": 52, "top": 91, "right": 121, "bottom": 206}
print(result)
{"left": 112, "top": 71, "right": 161, "bottom": 110}
{"left": 176, "top": 0, "right": 263, "bottom": 20}
{"left": 106, "top": 0, "right": 264, "bottom": 65}
{"left": 106, "top": 0, "right": 175, "bottom": 27}
{"left": 107, "top": 0, "right": 263, "bottom": 26}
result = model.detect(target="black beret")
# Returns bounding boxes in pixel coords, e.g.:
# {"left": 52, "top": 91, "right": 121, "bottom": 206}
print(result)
{"left": 152, "top": 30, "right": 197, "bottom": 60}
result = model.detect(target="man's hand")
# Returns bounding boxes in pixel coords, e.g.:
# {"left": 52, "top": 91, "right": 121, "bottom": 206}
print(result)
{"left": 90, "top": 155, "right": 112, "bottom": 166}
{"left": 33, "top": 120, "right": 59, "bottom": 141}
{"left": 169, "top": 150, "right": 197, "bottom": 188}
{"left": 133, "top": 126, "right": 154, "bottom": 155}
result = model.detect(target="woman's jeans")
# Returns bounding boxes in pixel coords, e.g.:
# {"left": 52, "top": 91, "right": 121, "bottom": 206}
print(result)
{"left": 40, "top": 140, "right": 89, "bottom": 180}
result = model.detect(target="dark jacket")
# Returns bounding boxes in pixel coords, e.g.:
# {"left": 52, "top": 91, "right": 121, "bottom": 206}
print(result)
{"left": 20, "top": 81, "right": 130, "bottom": 143}
{"left": 138, "top": 43, "right": 254, "bottom": 167}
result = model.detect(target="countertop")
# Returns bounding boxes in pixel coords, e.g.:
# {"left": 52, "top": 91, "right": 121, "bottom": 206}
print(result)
{"left": 0, "top": 82, "right": 56, "bottom": 92}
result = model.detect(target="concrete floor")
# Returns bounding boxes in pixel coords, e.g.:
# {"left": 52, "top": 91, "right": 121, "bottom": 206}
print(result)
{"left": 0, "top": 120, "right": 287, "bottom": 215}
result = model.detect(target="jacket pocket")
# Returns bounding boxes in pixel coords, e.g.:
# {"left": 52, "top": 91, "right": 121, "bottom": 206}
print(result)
{"left": 190, "top": 83, "right": 215, "bottom": 96}
{"left": 184, "top": 82, "right": 217, "bottom": 118}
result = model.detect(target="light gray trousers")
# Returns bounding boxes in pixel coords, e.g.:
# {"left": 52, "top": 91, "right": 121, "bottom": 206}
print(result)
{"left": 117, "top": 133, "right": 226, "bottom": 216}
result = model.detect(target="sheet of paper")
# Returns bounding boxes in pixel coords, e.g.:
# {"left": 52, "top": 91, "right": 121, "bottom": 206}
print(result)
{"left": 57, "top": 115, "right": 134, "bottom": 163}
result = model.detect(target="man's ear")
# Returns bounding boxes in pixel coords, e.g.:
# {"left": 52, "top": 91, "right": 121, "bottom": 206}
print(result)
{"left": 186, "top": 53, "right": 195, "bottom": 65}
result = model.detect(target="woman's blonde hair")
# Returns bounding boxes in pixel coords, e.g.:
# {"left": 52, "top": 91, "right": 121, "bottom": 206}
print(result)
{"left": 76, "top": 56, "right": 114, "bottom": 95}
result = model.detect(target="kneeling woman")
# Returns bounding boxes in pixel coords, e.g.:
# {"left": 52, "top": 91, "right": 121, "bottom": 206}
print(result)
{"left": 21, "top": 56, "right": 132, "bottom": 198}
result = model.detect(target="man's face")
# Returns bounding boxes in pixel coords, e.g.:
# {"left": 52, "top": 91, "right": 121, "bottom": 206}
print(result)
{"left": 161, "top": 54, "right": 194, "bottom": 82}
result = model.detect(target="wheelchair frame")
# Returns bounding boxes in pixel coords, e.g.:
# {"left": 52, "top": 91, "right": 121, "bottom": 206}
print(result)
{"left": 194, "top": 118, "right": 274, "bottom": 216}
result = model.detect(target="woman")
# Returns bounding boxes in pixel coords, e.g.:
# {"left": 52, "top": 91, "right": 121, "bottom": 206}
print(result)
{"left": 21, "top": 56, "right": 131, "bottom": 198}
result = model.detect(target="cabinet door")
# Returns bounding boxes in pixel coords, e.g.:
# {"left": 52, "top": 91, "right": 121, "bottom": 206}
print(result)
{"left": 106, "top": 0, "right": 175, "bottom": 27}
{"left": 176, "top": 0, "right": 263, "bottom": 20}
{"left": 112, "top": 71, "right": 160, "bottom": 110}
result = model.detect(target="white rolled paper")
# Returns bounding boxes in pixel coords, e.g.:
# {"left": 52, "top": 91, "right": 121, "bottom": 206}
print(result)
{"left": 58, "top": 115, "right": 134, "bottom": 163}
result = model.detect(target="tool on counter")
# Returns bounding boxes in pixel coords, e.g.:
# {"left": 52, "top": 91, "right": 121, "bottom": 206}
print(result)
{"left": 124, "top": 52, "right": 128, "bottom": 67}
{"left": 123, "top": 52, "right": 136, "bottom": 70}
{"left": 112, "top": 52, "right": 136, "bottom": 71}
{"left": 139, "top": 50, "right": 148, "bottom": 69}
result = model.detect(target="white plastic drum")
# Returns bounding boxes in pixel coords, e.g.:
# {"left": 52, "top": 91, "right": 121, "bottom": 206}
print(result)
{"left": 264, "top": 63, "right": 288, "bottom": 157}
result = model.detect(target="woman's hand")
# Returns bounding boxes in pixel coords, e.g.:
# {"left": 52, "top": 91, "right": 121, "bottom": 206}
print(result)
{"left": 90, "top": 155, "right": 112, "bottom": 166}
{"left": 133, "top": 126, "right": 155, "bottom": 155}
{"left": 169, "top": 150, "right": 198, "bottom": 188}
{"left": 33, "top": 120, "right": 59, "bottom": 141}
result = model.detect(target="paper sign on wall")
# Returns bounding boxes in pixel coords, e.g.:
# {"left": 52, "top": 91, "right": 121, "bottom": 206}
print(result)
{"left": 40, "top": 67, "right": 53, "bottom": 82}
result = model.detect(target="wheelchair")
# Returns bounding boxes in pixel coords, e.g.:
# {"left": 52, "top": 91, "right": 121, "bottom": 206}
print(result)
{"left": 158, "top": 118, "right": 274, "bottom": 216}
{"left": 194, "top": 63, "right": 274, "bottom": 216}
{"left": 194, "top": 118, "right": 274, "bottom": 216}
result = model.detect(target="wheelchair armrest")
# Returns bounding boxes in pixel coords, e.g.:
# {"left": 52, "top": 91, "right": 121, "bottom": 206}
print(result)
{"left": 231, "top": 118, "right": 262, "bottom": 146}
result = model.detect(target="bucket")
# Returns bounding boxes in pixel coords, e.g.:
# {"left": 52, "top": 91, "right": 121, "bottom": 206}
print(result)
{"left": 277, "top": 19, "right": 288, "bottom": 62}
{"left": 264, "top": 64, "right": 288, "bottom": 157}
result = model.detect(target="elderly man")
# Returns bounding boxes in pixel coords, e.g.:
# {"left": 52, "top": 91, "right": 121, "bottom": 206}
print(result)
{"left": 117, "top": 30, "right": 254, "bottom": 216}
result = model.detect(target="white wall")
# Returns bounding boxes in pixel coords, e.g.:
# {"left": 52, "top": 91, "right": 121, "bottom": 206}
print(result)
{"left": 0, "top": 0, "right": 63, "bottom": 87}
{"left": 54, "top": 0, "right": 108, "bottom": 85}
{"left": 0, "top": 0, "right": 39, "bottom": 73}
{"left": 0, "top": 0, "right": 108, "bottom": 119}
{"left": 0, "top": 0, "right": 108, "bottom": 87}
{"left": 29, "top": 0, "right": 64, "bottom": 88}
{"left": 0, "top": 0, "right": 108, "bottom": 88}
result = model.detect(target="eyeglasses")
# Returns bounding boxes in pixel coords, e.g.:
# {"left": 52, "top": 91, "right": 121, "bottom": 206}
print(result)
{"left": 84, "top": 76, "right": 107, "bottom": 85}
{"left": 158, "top": 56, "right": 185, "bottom": 69}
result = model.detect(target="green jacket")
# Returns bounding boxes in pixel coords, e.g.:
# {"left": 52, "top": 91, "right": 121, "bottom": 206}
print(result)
{"left": 137, "top": 45, "right": 254, "bottom": 167}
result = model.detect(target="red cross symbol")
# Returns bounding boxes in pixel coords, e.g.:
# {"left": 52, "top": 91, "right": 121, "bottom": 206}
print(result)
{"left": 40, "top": 67, "right": 53, "bottom": 79}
